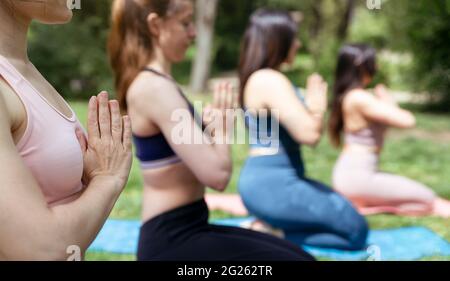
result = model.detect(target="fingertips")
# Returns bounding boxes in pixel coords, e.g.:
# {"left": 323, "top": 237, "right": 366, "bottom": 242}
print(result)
{"left": 219, "top": 82, "right": 225, "bottom": 110}
{"left": 226, "top": 83, "right": 233, "bottom": 109}
{"left": 88, "top": 95, "right": 97, "bottom": 114}
{"left": 97, "top": 91, "right": 109, "bottom": 109}
{"left": 97, "top": 91, "right": 111, "bottom": 138}
{"left": 213, "top": 83, "right": 220, "bottom": 109}
{"left": 109, "top": 99, "right": 119, "bottom": 109}
{"left": 221, "top": 82, "right": 231, "bottom": 110}
{"left": 109, "top": 100, "right": 122, "bottom": 141}
{"left": 322, "top": 80, "right": 329, "bottom": 92}
{"left": 87, "top": 96, "right": 100, "bottom": 139}
{"left": 234, "top": 92, "right": 239, "bottom": 108}
{"left": 97, "top": 91, "right": 109, "bottom": 99}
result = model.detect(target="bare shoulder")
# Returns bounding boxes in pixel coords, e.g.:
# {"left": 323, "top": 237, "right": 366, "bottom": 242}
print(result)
{"left": 344, "top": 89, "right": 376, "bottom": 111}
{"left": 127, "top": 72, "right": 184, "bottom": 113}
{"left": 245, "top": 69, "right": 293, "bottom": 107}
{"left": 247, "top": 69, "right": 291, "bottom": 90}
{"left": 128, "top": 72, "right": 179, "bottom": 103}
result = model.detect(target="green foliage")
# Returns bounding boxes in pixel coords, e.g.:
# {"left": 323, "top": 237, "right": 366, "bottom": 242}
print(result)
{"left": 385, "top": 0, "right": 450, "bottom": 109}
{"left": 213, "top": 0, "right": 270, "bottom": 72}
{"left": 26, "top": 0, "right": 449, "bottom": 110}
{"left": 349, "top": 5, "right": 389, "bottom": 49}
{"left": 29, "top": 3, "right": 113, "bottom": 99}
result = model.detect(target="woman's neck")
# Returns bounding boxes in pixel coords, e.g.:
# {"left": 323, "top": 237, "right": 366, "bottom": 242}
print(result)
{"left": 147, "top": 46, "right": 172, "bottom": 76}
{"left": 0, "top": 5, "right": 31, "bottom": 63}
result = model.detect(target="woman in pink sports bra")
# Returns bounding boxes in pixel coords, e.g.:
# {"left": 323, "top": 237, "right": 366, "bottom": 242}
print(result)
{"left": 0, "top": 1, "right": 132, "bottom": 260}
{"left": 329, "top": 44, "right": 450, "bottom": 217}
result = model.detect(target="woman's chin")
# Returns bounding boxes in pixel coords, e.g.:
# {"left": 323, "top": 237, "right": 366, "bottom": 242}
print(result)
{"left": 38, "top": 10, "right": 73, "bottom": 25}
{"left": 171, "top": 54, "right": 188, "bottom": 64}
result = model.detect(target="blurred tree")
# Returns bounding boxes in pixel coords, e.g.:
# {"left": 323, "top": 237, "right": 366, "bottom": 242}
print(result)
{"left": 337, "top": 0, "right": 356, "bottom": 40}
{"left": 215, "top": 0, "right": 369, "bottom": 81}
{"left": 28, "top": 1, "right": 113, "bottom": 100}
{"left": 385, "top": 0, "right": 450, "bottom": 109}
{"left": 26, "top": 0, "right": 448, "bottom": 110}
{"left": 190, "top": 0, "right": 219, "bottom": 93}
{"left": 213, "top": 0, "right": 256, "bottom": 71}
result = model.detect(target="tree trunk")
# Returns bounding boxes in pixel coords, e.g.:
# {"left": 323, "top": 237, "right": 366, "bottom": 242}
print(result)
{"left": 310, "top": 0, "right": 323, "bottom": 40}
{"left": 190, "top": 0, "right": 219, "bottom": 94}
{"left": 337, "top": 0, "right": 356, "bottom": 41}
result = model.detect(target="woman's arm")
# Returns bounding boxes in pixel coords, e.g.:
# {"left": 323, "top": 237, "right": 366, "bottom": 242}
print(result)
{"left": 353, "top": 89, "right": 416, "bottom": 129}
{"left": 128, "top": 79, "right": 235, "bottom": 192}
{"left": 0, "top": 91, "right": 132, "bottom": 260}
{"left": 246, "top": 70, "right": 328, "bottom": 147}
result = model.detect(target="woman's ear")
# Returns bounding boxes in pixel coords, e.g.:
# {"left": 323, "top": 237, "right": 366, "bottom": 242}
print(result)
{"left": 147, "top": 13, "right": 161, "bottom": 37}
{"left": 363, "top": 73, "right": 373, "bottom": 87}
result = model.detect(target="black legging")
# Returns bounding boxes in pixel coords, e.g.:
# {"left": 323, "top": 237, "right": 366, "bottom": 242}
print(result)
{"left": 137, "top": 198, "right": 315, "bottom": 261}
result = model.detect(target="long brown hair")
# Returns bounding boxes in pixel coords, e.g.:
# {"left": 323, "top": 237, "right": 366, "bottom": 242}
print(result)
{"left": 108, "top": 0, "right": 179, "bottom": 112}
{"left": 238, "top": 9, "right": 298, "bottom": 107}
{"left": 328, "top": 44, "right": 377, "bottom": 147}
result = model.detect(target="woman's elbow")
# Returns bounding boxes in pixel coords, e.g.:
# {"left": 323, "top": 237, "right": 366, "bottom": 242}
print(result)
{"left": 404, "top": 113, "right": 416, "bottom": 128}
{"left": 203, "top": 168, "right": 232, "bottom": 192}
{"left": 304, "top": 133, "right": 322, "bottom": 147}
{"left": 295, "top": 125, "right": 322, "bottom": 147}
{"left": 398, "top": 112, "right": 416, "bottom": 129}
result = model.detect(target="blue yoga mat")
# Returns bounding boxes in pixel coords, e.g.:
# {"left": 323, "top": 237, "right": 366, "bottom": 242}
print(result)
{"left": 88, "top": 218, "right": 450, "bottom": 261}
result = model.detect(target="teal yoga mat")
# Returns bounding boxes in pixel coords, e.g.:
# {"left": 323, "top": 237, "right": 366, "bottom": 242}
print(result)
{"left": 88, "top": 217, "right": 450, "bottom": 261}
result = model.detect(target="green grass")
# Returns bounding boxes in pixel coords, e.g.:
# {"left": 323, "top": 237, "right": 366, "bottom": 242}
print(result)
{"left": 69, "top": 98, "right": 450, "bottom": 261}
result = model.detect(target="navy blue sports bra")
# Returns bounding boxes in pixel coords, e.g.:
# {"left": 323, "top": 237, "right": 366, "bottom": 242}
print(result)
{"left": 133, "top": 68, "right": 204, "bottom": 169}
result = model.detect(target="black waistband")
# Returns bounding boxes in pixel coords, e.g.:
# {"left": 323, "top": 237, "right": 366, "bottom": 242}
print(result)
{"left": 140, "top": 198, "right": 209, "bottom": 235}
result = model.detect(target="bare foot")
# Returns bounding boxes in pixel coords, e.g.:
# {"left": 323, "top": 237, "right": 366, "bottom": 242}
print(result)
{"left": 241, "top": 219, "right": 285, "bottom": 239}
{"left": 358, "top": 203, "right": 434, "bottom": 217}
{"left": 351, "top": 197, "right": 434, "bottom": 217}
{"left": 357, "top": 205, "right": 400, "bottom": 216}
{"left": 205, "top": 194, "right": 249, "bottom": 217}
{"left": 433, "top": 198, "right": 450, "bottom": 218}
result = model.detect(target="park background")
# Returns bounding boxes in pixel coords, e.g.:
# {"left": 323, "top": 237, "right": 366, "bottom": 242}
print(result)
{"left": 29, "top": 0, "right": 449, "bottom": 260}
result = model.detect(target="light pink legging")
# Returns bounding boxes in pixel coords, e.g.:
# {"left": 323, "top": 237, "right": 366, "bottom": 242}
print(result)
{"left": 333, "top": 152, "right": 436, "bottom": 216}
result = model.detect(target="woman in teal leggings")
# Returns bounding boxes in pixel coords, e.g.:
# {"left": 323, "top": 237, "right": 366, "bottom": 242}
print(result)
{"left": 237, "top": 9, "right": 368, "bottom": 250}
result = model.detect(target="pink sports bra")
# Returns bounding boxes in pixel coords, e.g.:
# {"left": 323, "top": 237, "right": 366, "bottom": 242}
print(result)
{"left": 0, "top": 55, "right": 85, "bottom": 206}
{"left": 345, "top": 123, "right": 386, "bottom": 148}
